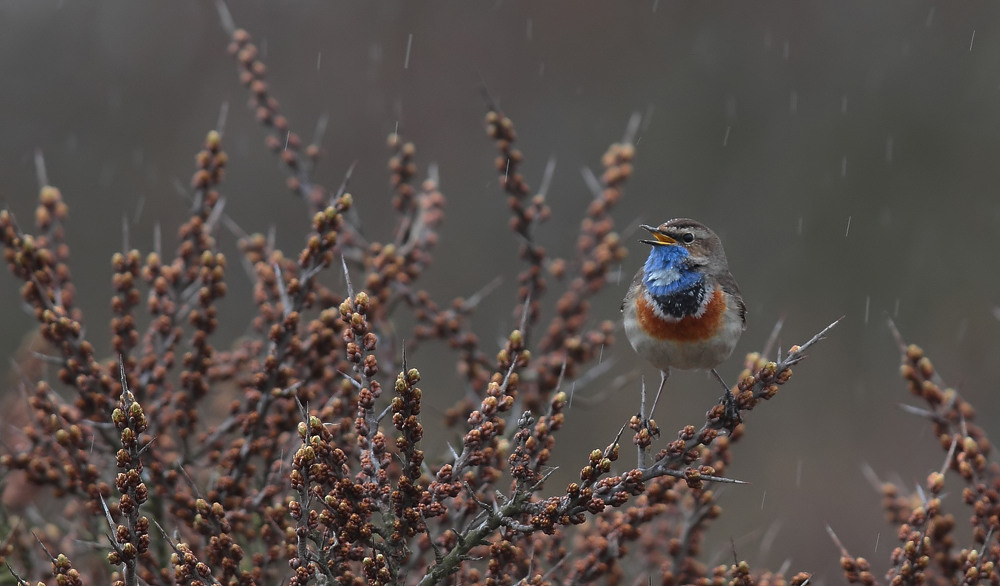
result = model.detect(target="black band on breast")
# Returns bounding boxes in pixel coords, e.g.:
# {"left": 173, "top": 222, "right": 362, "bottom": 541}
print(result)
{"left": 651, "top": 281, "right": 706, "bottom": 319}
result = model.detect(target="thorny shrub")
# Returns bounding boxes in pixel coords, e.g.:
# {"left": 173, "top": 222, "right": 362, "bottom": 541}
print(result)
{"left": 827, "top": 322, "right": 1000, "bottom": 586}
{"left": 0, "top": 14, "right": 931, "bottom": 586}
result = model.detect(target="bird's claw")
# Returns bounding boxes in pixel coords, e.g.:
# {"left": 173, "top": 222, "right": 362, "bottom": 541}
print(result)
{"left": 720, "top": 389, "right": 743, "bottom": 431}
{"left": 640, "top": 416, "right": 660, "bottom": 439}
{"left": 631, "top": 413, "right": 661, "bottom": 440}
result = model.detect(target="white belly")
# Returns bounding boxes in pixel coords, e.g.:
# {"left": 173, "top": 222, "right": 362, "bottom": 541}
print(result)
{"left": 622, "top": 291, "right": 743, "bottom": 372}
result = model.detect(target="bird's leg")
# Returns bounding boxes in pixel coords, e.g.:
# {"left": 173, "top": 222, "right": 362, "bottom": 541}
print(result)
{"left": 649, "top": 369, "right": 668, "bottom": 418}
{"left": 711, "top": 368, "right": 743, "bottom": 428}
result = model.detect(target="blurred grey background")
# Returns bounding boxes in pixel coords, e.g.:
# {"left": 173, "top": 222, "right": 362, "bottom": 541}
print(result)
{"left": 3, "top": 0, "right": 1000, "bottom": 580}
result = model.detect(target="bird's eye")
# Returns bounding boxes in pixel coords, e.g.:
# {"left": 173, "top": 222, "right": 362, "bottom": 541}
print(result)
{"left": 682, "top": 232, "right": 695, "bottom": 244}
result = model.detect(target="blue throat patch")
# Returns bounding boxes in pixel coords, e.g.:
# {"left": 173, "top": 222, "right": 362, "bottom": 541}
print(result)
{"left": 642, "top": 245, "right": 702, "bottom": 296}
{"left": 642, "top": 245, "right": 707, "bottom": 318}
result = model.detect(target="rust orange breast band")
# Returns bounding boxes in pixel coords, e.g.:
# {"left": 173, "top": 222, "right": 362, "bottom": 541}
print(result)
{"left": 636, "top": 288, "right": 725, "bottom": 342}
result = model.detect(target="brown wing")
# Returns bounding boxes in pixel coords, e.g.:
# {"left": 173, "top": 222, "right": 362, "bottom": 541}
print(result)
{"left": 718, "top": 271, "right": 746, "bottom": 330}
{"left": 620, "top": 267, "right": 644, "bottom": 312}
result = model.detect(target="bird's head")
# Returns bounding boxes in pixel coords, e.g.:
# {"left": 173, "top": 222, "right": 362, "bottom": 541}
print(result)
{"left": 640, "top": 219, "right": 726, "bottom": 267}
{"left": 640, "top": 218, "right": 728, "bottom": 294}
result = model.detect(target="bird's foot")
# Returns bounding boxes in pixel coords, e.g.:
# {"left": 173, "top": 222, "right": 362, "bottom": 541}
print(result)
{"left": 719, "top": 388, "right": 743, "bottom": 431}
{"left": 710, "top": 368, "right": 742, "bottom": 431}
{"left": 635, "top": 415, "right": 661, "bottom": 439}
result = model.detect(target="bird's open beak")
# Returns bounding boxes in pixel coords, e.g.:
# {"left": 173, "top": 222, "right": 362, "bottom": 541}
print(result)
{"left": 639, "top": 224, "right": 676, "bottom": 246}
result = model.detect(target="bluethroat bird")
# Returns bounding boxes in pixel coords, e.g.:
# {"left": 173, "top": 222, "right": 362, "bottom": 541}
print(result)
{"left": 621, "top": 219, "right": 746, "bottom": 419}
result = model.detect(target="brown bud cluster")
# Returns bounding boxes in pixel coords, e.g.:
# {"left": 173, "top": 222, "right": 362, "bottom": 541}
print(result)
{"left": 107, "top": 381, "right": 153, "bottom": 575}
{"left": 510, "top": 392, "right": 567, "bottom": 489}
{"left": 388, "top": 368, "right": 428, "bottom": 544}
{"left": 485, "top": 110, "right": 531, "bottom": 199}
{"left": 387, "top": 133, "right": 418, "bottom": 214}
{"left": 228, "top": 29, "right": 328, "bottom": 208}
{"left": 0, "top": 189, "right": 118, "bottom": 416}
{"left": 484, "top": 109, "right": 550, "bottom": 332}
